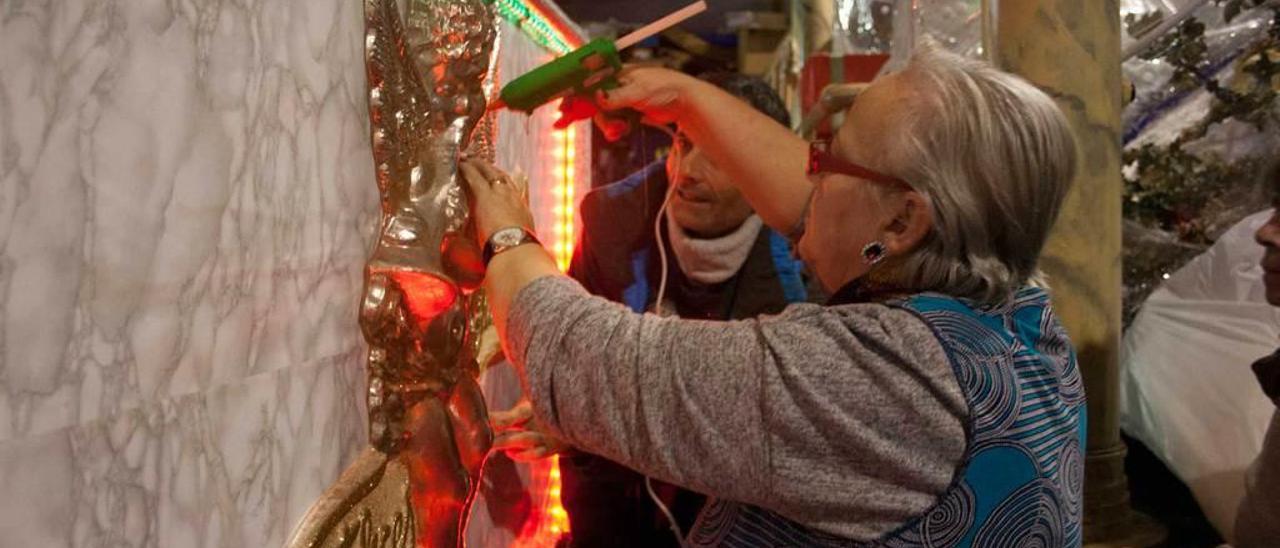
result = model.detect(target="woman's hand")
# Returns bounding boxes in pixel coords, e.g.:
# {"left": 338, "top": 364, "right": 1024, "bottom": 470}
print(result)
{"left": 458, "top": 157, "right": 559, "bottom": 347}
{"left": 594, "top": 66, "right": 704, "bottom": 131}
{"left": 459, "top": 159, "right": 534, "bottom": 243}
{"left": 490, "top": 400, "right": 570, "bottom": 462}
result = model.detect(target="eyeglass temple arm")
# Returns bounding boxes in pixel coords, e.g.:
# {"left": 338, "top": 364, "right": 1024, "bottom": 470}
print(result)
{"left": 798, "top": 83, "right": 870, "bottom": 139}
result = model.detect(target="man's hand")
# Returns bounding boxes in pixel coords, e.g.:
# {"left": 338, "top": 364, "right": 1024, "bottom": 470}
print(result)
{"left": 490, "top": 400, "right": 570, "bottom": 462}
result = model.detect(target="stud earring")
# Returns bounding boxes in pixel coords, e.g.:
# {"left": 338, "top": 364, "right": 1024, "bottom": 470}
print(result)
{"left": 861, "top": 241, "right": 887, "bottom": 266}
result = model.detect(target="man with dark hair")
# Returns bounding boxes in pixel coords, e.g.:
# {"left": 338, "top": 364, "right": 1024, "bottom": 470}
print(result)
{"left": 490, "top": 73, "right": 812, "bottom": 547}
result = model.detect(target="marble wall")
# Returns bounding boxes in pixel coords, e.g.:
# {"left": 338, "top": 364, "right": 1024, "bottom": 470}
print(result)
{"left": 0, "top": 0, "right": 376, "bottom": 545}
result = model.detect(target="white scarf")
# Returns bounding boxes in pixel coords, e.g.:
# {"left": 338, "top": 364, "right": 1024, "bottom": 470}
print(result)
{"left": 666, "top": 213, "right": 763, "bottom": 285}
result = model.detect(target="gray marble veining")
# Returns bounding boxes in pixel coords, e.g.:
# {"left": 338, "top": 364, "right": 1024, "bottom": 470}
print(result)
{"left": 0, "top": 0, "right": 590, "bottom": 541}
{"left": 1, "top": 0, "right": 376, "bottom": 544}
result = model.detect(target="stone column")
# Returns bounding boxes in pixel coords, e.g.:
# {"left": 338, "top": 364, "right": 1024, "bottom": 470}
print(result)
{"left": 994, "top": 2, "right": 1165, "bottom": 545}
{"left": 805, "top": 0, "right": 834, "bottom": 55}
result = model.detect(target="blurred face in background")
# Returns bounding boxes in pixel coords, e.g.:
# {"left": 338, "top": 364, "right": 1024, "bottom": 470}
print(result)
{"left": 1256, "top": 199, "right": 1280, "bottom": 306}
{"left": 666, "top": 133, "right": 755, "bottom": 238}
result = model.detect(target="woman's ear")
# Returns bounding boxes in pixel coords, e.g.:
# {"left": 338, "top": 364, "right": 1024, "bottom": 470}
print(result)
{"left": 882, "top": 190, "right": 933, "bottom": 255}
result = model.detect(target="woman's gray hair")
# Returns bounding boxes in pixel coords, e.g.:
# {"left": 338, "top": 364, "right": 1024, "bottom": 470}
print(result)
{"left": 883, "top": 41, "right": 1077, "bottom": 303}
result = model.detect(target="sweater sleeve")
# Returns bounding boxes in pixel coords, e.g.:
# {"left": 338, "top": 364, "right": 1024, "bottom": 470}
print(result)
{"left": 505, "top": 275, "right": 967, "bottom": 540}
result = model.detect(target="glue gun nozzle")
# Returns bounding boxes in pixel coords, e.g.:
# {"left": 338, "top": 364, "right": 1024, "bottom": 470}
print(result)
{"left": 487, "top": 98, "right": 507, "bottom": 112}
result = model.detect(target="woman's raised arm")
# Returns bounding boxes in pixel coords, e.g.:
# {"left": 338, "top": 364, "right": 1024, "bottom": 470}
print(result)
{"left": 597, "top": 67, "right": 812, "bottom": 236}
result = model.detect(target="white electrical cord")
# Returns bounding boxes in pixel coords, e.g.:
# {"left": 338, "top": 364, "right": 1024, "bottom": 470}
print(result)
{"left": 645, "top": 125, "right": 688, "bottom": 547}
{"left": 651, "top": 125, "right": 681, "bottom": 317}
{"left": 652, "top": 190, "right": 676, "bottom": 317}
{"left": 646, "top": 475, "right": 690, "bottom": 548}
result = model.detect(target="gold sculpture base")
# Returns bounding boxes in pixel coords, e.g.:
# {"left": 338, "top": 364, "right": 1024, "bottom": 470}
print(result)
{"left": 288, "top": 374, "right": 494, "bottom": 548}
{"left": 288, "top": 450, "right": 413, "bottom": 547}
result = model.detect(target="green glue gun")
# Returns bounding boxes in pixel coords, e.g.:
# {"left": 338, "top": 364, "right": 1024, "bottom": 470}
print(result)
{"left": 492, "top": 38, "right": 624, "bottom": 127}
{"left": 490, "top": 1, "right": 708, "bottom": 129}
{"left": 495, "top": 37, "right": 622, "bottom": 112}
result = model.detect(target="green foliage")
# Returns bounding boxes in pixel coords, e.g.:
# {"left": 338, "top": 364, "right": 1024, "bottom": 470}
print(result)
{"left": 1124, "top": 143, "right": 1259, "bottom": 242}
{"left": 1125, "top": 10, "right": 1164, "bottom": 40}
{"left": 1124, "top": 5, "right": 1279, "bottom": 242}
{"left": 1138, "top": 15, "right": 1209, "bottom": 91}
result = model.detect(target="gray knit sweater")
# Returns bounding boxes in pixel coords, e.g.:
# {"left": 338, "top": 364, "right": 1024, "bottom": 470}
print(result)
{"left": 505, "top": 276, "right": 968, "bottom": 541}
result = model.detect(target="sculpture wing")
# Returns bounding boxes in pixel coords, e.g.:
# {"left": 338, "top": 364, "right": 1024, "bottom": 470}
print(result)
{"left": 364, "top": 0, "right": 434, "bottom": 204}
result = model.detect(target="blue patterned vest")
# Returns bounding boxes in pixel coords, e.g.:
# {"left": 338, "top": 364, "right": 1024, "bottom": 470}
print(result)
{"left": 687, "top": 288, "right": 1087, "bottom": 547}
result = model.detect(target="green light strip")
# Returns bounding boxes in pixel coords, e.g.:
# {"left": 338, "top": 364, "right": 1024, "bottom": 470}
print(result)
{"left": 488, "top": 0, "right": 575, "bottom": 55}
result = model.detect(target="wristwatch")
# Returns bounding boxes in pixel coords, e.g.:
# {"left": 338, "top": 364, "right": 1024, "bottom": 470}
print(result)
{"left": 482, "top": 226, "right": 540, "bottom": 267}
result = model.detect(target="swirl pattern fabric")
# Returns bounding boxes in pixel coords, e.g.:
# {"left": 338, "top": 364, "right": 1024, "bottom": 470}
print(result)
{"left": 687, "top": 288, "right": 1086, "bottom": 547}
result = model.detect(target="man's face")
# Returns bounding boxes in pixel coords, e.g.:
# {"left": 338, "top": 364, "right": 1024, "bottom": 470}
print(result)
{"left": 1256, "top": 202, "right": 1280, "bottom": 305}
{"left": 666, "top": 134, "right": 754, "bottom": 238}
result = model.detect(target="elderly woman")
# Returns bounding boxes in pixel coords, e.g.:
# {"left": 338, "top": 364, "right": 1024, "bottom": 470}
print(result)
{"left": 461, "top": 43, "right": 1083, "bottom": 546}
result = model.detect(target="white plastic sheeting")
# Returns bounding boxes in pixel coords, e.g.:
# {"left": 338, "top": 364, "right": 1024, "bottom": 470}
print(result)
{"left": 1120, "top": 209, "right": 1280, "bottom": 541}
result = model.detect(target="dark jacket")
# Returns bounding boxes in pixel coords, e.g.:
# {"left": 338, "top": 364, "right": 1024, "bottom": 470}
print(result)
{"left": 561, "top": 159, "right": 809, "bottom": 547}
{"left": 1237, "top": 350, "right": 1280, "bottom": 546}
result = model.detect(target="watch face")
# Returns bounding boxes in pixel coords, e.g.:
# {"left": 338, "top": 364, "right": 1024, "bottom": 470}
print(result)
{"left": 494, "top": 228, "right": 524, "bottom": 248}
{"left": 484, "top": 227, "right": 538, "bottom": 266}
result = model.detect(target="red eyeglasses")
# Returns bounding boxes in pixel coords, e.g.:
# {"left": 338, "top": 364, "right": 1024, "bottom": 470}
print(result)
{"left": 807, "top": 139, "right": 909, "bottom": 188}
